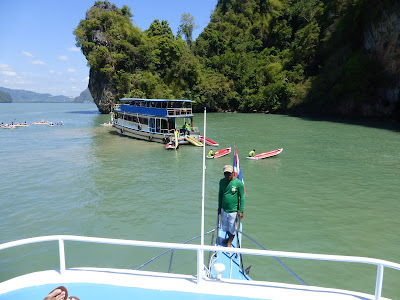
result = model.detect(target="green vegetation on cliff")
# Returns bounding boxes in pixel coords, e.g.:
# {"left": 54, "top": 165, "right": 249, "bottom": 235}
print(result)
{"left": 75, "top": 0, "right": 399, "bottom": 119}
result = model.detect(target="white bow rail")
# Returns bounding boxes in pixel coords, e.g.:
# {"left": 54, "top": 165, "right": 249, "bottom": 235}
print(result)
{"left": 1, "top": 235, "right": 399, "bottom": 300}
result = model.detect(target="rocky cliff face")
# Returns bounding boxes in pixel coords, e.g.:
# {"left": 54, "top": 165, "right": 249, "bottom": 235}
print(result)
{"left": 363, "top": 5, "right": 400, "bottom": 119}
{"left": 85, "top": 0, "right": 119, "bottom": 114}
{"left": 88, "top": 68, "right": 116, "bottom": 113}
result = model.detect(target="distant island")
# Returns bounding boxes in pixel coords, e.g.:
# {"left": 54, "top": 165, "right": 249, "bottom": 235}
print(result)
{"left": 73, "top": 88, "right": 94, "bottom": 103}
{"left": 0, "top": 90, "right": 12, "bottom": 103}
{"left": 0, "top": 87, "right": 93, "bottom": 103}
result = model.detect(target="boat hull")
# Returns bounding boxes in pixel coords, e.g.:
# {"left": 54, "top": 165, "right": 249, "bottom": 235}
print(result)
{"left": 114, "top": 124, "right": 174, "bottom": 144}
{"left": 247, "top": 148, "right": 283, "bottom": 160}
{"left": 199, "top": 136, "right": 219, "bottom": 146}
{"left": 207, "top": 147, "right": 231, "bottom": 159}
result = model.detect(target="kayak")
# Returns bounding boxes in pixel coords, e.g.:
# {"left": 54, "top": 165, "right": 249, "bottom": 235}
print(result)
{"left": 247, "top": 148, "right": 283, "bottom": 160}
{"left": 206, "top": 147, "right": 231, "bottom": 159}
{"left": 166, "top": 130, "right": 180, "bottom": 150}
{"left": 199, "top": 135, "right": 219, "bottom": 146}
{"left": 165, "top": 142, "right": 176, "bottom": 149}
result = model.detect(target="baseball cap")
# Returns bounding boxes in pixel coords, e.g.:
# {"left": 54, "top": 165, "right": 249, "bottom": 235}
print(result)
{"left": 223, "top": 165, "right": 233, "bottom": 173}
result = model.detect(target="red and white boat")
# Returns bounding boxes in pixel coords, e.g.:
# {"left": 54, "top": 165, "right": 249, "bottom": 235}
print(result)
{"left": 247, "top": 148, "right": 283, "bottom": 160}
{"left": 206, "top": 147, "right": 231, "bottom": 159}
{"left": 199, "top": 135, "right": 219, "bottom": 146}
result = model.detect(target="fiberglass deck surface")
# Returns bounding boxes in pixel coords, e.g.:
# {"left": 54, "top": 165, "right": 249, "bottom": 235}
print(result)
{"left": 208, "top": 223, "right": 250, "bottom": 281}
{"left": 0, "top": 283, "right": 257, "bottom": 300}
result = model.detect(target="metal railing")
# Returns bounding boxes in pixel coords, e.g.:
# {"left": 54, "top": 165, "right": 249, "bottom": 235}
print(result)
{"left": 1, "top": 235, "right": 399, "bottom": 300}
{"left": 167, "top": 108, "right": 192, "bottom": 116}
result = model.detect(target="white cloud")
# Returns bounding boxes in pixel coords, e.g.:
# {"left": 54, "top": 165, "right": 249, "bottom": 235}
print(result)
{"left": 0, "top": 63, "right": 10, "bottom": 70}
{"left": 22, "top": 51, "right": 34, "bottom": 57}
{"left": 58, "top": 55, "right": 69, "bottom": 61}
{"left": 67, "top": 68, "right": 77, "bottom": 73}
{"left": 0, "top": 64, "right": 17, "bottom": 77}
{"left": 68, "top": 47, "right": 80, "bottom": 52}
{"left": 49, "top": 70, "right": 55, "bottom": 74}
{"left": 2, "top": 71, "right": 17, "bottom": 77}
{"left": 31, "top": 60, "right": 46, "bottom": 65}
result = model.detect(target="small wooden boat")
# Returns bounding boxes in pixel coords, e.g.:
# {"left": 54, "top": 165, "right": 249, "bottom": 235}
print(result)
{"left": 32, "top": 120, "right": 49, "bottom": 125}
{"left": 47, "top": 122, "right": 64, "bottom": 127}
{"left": 2, "top": 125, "right": 16, "bottom": 129}
{"left": 247, "top": 148, "right": 283, "bottom": 160}
{"left": 199, "top": 135, "right": 219, "bottom": 146}
{"left": 206, "top": 147, "right": 231, "bottom": 159}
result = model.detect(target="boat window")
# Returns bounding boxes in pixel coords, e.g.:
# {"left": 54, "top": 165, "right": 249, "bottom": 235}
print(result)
{"left": 168, "top": 118, "right": 175, "bottom": 130}
{"left": 132, "top": 116, "right": 138, "bottom": 123}
{"left": 156, "top": 119, "right": 160, "bottom": 132}
{"left": 139, "top": 117, "right": 148, "bottom": 125}
{"left": 149, "top": 118, "right": 155, "bottom": 132}
{"left": 161, "top": 119, "right": 168, "bottom": 129}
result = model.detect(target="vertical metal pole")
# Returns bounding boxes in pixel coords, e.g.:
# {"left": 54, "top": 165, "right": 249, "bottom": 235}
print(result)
{"left": 198, "top": 107, "right": 207, "bottom": 284}
{"left": 374, "top": 264, "right": 384, "bottom": 300}
{"left": 168, "top": 250, "right": 174, "bottom": 273}
{"left": 58, "top": 239, "right": 66, "bottom": 274}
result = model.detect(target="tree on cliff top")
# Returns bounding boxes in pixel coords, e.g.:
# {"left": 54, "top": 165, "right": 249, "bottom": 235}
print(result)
{"left": 177, "top": 13, "right": 198, "bottom": 46}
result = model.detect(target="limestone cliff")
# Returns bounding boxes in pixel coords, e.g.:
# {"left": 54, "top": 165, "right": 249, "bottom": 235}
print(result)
{"left": 77, "top": 0, "right": 121, "bottom": 114}
{"left": 363, "top": 5, "right": 400, "bottom": 119}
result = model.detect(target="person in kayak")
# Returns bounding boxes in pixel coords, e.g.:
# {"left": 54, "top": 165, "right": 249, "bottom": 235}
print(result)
{"left": 208, "top": 148, "right": 214, "bottom": 157}
{"left": 249, "top": 149, "right": 255, "bottom": 157}
{"left": 218, "top": 165, "right": 245, "bottom": 248}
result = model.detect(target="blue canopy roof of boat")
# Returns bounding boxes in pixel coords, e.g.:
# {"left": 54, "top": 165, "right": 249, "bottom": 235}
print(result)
{"left": 120, "top": 98, "right": 192, "bottom": 103}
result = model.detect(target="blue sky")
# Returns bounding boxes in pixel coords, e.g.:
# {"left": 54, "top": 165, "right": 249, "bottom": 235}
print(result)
{"left": 0, "top": 0, "right": 217, "bottom": 97}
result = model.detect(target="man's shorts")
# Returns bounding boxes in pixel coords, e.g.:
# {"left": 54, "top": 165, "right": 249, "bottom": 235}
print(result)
{"left": 221, "top": 209, "right": 237, "bottom": 235}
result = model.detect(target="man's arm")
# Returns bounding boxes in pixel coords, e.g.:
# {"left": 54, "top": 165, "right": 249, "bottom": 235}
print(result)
{"left": 238, "top": 182, "right": 245, "bottom": 214}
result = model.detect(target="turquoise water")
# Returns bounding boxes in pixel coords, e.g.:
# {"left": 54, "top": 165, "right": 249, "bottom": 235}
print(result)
{"left": 0, "top": 103, "right": 399, "bottom": 298}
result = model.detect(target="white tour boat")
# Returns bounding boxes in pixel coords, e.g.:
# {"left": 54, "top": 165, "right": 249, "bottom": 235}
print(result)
{"left": 113, "top": 98, "right": 202, "bottom": 145}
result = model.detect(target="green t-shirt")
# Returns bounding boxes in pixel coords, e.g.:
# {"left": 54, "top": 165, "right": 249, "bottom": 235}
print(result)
{"left": 218, "top": 177, "right": 245, "bottom": 213}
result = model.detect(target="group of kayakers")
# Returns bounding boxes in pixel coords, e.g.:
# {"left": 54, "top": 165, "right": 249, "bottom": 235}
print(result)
{"left": 1, "top": 120, "right": 64, "bottom": 128}
{"left": 207, "top": 148, "right": 256, "bottom": 157}
{"left": 1, "top": 121, "right": 29, "bottom": 129}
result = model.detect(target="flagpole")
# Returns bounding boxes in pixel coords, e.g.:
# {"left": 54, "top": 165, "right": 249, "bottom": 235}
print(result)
{"left": 198, "top": 107, "right": 206, "bottom": 284}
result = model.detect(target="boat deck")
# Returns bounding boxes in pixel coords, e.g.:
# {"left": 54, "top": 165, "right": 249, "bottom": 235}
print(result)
{"left": 0, "top": 268, "right": 387, "bottom": 300}
{"left": 0, "top": 235, "right": 397, "bottom": 300}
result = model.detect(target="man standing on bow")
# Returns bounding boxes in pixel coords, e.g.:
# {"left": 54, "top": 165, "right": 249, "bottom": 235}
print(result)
{"left": 218, "top": 165, "right": 245, "bottom": 248}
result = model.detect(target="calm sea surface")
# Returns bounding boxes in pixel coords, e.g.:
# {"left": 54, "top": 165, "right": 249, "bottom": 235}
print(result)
{"left": 0, "top": 103, "right": 399, "bottom": 298}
